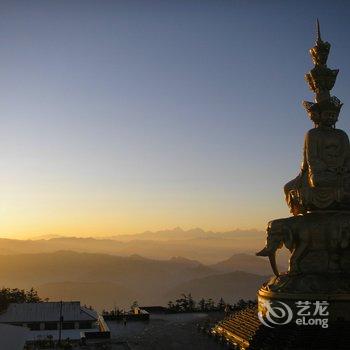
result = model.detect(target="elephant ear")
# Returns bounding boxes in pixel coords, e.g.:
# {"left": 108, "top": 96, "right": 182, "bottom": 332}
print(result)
{"left": 284, "top": 226, "right": 294, "bottom": 251}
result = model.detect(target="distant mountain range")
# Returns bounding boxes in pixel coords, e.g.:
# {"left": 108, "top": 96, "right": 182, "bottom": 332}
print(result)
{"left": 0, "top": 228, "right": 289, "bottom": 310}
{"left": 109, "top": 227, "right": 264, "bottom": 241}
{"left": 211, "top": 253, "right": 284, "bottom": 276}
{"left": 0, "top": 250, "right": 276, "bottom": 311}
{"left": 0, "top": 228, "right": 267, "bottom": 264}
{"left": 165, "top": 271, "right": 267, "bottom": 302}
{"left": 30, "top": 227, "right": 264, "bottom": 242}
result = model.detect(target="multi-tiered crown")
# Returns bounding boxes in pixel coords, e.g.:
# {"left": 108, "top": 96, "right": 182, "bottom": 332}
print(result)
{"left": 302, "top": 20, "right": 343, "bottom": 126}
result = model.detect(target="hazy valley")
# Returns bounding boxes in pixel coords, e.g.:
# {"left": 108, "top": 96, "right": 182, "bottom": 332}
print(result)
{"left": 0, "top": 228, "right": 287, "bottom": 311}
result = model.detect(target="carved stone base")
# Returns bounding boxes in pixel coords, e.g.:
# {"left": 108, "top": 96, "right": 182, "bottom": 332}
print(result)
{"left": 257, "top": 211, "right": 350, "bottom": 322}
{"left": 258, "top": 287, "right": 350, "bottom": 322}
{"left": 262, "top": 272, "right": 350, "bottom": 294}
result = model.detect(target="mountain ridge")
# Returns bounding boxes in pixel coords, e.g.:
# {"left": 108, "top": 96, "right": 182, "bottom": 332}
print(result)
{"left": 0, "top": 228, "right": 265, "bottom": 264}
{"left": 0, "top": 250, "right": 274, "bottom": 310}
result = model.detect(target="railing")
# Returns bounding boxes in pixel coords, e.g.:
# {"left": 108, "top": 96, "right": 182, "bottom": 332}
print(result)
{"left": 98, "top": 315, "right": 110, "bottom": 332}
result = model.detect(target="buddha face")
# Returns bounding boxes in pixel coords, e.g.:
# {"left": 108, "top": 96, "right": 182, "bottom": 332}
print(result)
{"left": 319, "top": 110, "right": 338, "bottom": 127}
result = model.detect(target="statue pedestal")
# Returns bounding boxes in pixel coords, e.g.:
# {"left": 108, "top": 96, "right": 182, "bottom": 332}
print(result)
{"left": 258, "top": 285, "right": 350, "bottom": 322}
{"left": 257, "top": 211, "right": 350, "bottom": 323}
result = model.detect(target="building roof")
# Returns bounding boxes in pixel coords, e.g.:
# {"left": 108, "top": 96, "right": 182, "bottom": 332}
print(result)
{"left": 140, "top": 306, "right": 168, "bottom": 313}
{"left": 0, "top": 302, "right": 98, "bottom": 323}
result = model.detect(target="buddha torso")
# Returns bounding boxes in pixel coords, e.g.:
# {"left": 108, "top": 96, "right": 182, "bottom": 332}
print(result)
{"left": 303, "top": 127, "right": 350, "bottom": 181}
{"left": 285, "top": 127, "right": 350, "bottom": 215}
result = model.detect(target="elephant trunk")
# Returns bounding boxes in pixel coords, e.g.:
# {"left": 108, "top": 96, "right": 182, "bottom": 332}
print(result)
{"left": 268, "top": 253, "right": 279, "bottom": 277}
{"left": 256, "top": 248, "right": 279, "bottom": 277}
{"left": 256, "top": 247, "right": 269, "bottom": 257}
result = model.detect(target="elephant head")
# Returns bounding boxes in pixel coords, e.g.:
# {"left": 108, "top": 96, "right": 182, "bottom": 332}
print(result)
{"left": 256, "top": 219, "right": 293, "bottom": 276}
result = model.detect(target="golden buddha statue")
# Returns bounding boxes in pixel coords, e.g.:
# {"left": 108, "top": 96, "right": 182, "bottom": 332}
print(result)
{"left": 255, "top": 21, "right": 350, "bottom": 328}
{"left": 284, "top": 21, "right": 350, "bottom": 215}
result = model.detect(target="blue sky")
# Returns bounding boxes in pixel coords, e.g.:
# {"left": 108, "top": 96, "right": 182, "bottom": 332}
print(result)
{"left": 1, "top": 0, "right": 350, "bottom": 237}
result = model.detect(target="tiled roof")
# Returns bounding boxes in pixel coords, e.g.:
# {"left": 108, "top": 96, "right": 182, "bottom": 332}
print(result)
{"left": 0, "top": 302, "right": 98, "bottom": 323}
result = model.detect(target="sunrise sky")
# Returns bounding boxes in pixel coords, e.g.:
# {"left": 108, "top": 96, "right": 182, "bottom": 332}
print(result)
{"left": 1, "top": 0, "right": 350, "bottom": 238}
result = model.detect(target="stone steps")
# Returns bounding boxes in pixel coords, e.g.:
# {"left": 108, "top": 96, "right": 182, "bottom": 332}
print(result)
{"left": 213, "top": 305, "right": 350, "bottom": 350}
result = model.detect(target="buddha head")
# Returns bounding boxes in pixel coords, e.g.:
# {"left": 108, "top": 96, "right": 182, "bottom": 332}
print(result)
{"left": 303, "top": 96, "right": 343, "bottom": 128}
{"left": 319, "top": 109, "right": 338, "bottom": 127}
{"left": 310, "top": 41, "right": 330, "bottom": 67}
